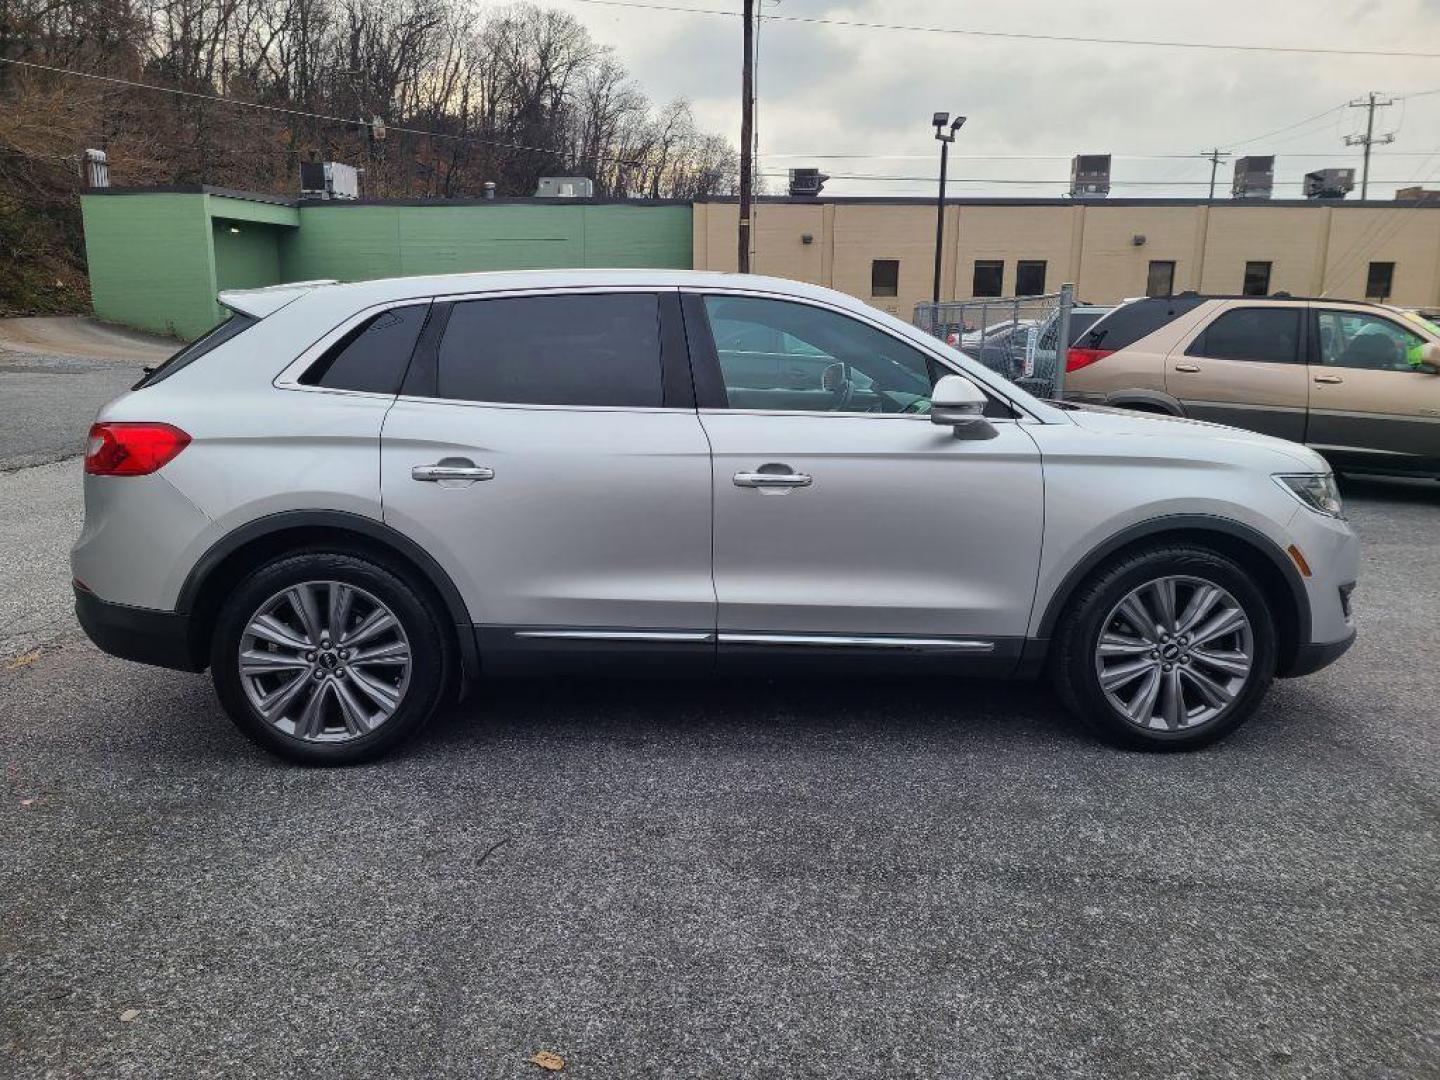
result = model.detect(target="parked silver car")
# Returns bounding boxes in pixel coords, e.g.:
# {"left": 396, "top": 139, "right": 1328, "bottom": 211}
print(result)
{"left": 74, "top": 271, "right": 1358, "bottom": 763}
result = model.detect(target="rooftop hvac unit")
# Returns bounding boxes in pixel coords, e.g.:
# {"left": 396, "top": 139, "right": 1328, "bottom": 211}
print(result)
{"left": 82, "top": 148, "right": 109, "bottom": 188}
{"left": 300, "top": 161, "right": 359, "bottom": 201}
{"left": 1231, "top": 155, "right": 1274, "bottom": 199}
{"left": 1304, "top": 168, "right": 1356, "bottom": 200}
{"left": 1070, "top": 154, "right": 1111, "bottom": 198}
{"left": 787, "top": 167, "right": 830, "bottom": 197}
{"left": 534, "top": 176, "right": 595, "bottom": 198}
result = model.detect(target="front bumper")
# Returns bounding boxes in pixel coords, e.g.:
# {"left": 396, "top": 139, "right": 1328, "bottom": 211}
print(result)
{"left": 1278, "top": 625, "right": 1356, "bottom": 678}
{"left": 74, "top": 584, "right": 205, "bottom": 672}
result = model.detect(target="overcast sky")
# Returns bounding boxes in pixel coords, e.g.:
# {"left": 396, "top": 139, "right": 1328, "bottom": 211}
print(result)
{"left": 542, "top": 0, "right": 1440, "bottom": 198}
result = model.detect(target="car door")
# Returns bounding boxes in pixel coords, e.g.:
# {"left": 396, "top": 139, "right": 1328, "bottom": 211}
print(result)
{"left": 1166, "top": 302, "right": 1309, "bottom": 440}
{"left": 684, "top": 290, "right": 1045, "bottom": 670}
{"left": 1307, "top": 306, "right": 1440, "bottom": 474}
{"left": 380, "top": 289, "right": 716, "bottom": 665}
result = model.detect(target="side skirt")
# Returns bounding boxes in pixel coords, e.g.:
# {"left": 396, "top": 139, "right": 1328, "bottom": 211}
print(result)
{"left": 474, "top": 626, "right": 1024, "bottom": 678}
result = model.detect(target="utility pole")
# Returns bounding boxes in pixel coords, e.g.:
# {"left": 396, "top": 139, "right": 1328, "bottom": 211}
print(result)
{"left": 1345, "top": 91, "right": 1395, "bottom": 200}
{"left": 1201, "top": 147, "right": 1230, "bottom": 201}
{"left": 738, "top": 0, "right": 755, "bottom": 273}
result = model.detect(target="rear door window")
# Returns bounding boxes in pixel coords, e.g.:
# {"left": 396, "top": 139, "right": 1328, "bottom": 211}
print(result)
{"left": 301, "top": 303, "right": 429, "bottom": 394}
{"left": 1187, "top": 308, "right": 1300, "bottom": 364}
{"left": 435, "top": 293, "right": 663, "bottom": 407}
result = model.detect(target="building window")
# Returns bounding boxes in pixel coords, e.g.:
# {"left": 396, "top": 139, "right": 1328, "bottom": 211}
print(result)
{"left": 870, "top": 259, "right": 899, "bottom": 298}
{"left": 1016, "top": 260, "right": 1047, "bottom": 296}
{"left": 1243, "top": 261, "right": 1272, "bottom": 297}
{"left": 1366, "top": 261, "right": 1395, "bottom": 300}
{"left": 972, "top": 260, "right": 1004, "bottom": 297}
{"left": 1146, "top": 260, "right": 1176, "bottom": 298}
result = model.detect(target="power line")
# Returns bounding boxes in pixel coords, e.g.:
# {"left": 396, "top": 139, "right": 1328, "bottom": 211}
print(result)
{"left": 0, "top": 55, "right": 571, "bottom": 159}
{"left": 760, "top": 151, "right": 1440, "bottom": 161}
{"left": 1227, "top": 102, "right": 1350, "bottom": 148}
{"left": 560, "top": 0, "right": 1440, "bottom": 58}
{"left": 758, "top": 171, "right": 1435, "bottom": 187}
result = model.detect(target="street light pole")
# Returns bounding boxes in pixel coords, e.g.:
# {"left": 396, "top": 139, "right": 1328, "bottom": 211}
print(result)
{"left": 932, "top": 113, "right": 965, "bottom": 304}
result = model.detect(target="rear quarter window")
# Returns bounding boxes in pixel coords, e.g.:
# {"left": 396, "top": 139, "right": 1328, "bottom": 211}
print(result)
{"left": 133, "top": 313, "right": 258, "bottom": 389}
{"left": 1079, "top": 296, "right": 1206, "bottom": 352}
{"left": 300, "top": 304, "right": 430, "bottom": 394}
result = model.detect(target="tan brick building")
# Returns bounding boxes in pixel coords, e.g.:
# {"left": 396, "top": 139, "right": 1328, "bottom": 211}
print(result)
{"left": 692, "top": 197, "right": 1440, "bottom": 317}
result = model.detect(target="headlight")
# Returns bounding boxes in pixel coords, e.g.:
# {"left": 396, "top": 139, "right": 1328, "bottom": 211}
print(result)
{"left": 1274, "top": 473, "right": 1345, "bottom": 519}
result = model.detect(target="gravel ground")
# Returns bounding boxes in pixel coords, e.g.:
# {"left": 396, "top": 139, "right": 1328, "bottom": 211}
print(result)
{"left": 0, "top": 353, "right": 147, "bottom": 471}
{"left": 0, "top": 391, "right": 1437, "bottom": 1078}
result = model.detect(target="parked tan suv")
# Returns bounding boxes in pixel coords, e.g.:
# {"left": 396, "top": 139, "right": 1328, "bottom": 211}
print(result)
{"left": 1063, "top": 294, "right": 1440, "bottom": 477}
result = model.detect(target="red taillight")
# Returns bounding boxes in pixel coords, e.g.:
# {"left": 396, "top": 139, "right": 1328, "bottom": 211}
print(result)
{"left": 84, "top": 423, "right": 191, "bottom": 476}
{"left": 1066, "top": 347, "right": 1113, "bottom": 373}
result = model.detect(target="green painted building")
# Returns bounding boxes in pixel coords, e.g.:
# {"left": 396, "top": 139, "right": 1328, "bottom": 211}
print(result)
{"left": 80, "top": 187, "right": 695, "bottom": 339}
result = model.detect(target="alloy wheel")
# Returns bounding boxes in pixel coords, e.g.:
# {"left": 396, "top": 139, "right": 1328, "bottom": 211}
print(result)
{"left": 1094, "top": 575, "right": 1254, "bottom": 732}
{"left": 237, "top": 580, "right": 412, "bottom": 742}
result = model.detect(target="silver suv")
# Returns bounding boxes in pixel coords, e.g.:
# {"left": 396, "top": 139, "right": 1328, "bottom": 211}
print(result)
{"left": 73, "top": 271, "right": 1359, "bottom": 764}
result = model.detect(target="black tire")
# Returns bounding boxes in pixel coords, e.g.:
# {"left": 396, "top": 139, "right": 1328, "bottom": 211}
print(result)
{"left": 211, "top": 551, "right": 452, "bottom": 765}
{"left": 1050, "top": 545, "right": 1277, "bottom": 751}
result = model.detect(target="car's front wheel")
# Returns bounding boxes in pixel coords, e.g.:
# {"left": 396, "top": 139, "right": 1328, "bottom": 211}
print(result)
{"left": 211, "top": 552, "right": 451, "bottom": 765}
{"left": 1052, "top": 545, "right": 1277, "bottom": 750}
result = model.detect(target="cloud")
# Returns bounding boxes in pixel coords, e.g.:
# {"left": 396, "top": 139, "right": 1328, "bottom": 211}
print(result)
{"left": 548, "top": 0, "right": 1440, "bottom": 197}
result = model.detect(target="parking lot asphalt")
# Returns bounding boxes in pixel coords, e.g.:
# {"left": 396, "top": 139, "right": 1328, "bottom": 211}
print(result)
{"left": 1, "top": 336, "right": 1438, "bottom": 1078}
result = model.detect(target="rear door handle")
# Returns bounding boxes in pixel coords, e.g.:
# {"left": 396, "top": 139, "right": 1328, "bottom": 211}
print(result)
{"left": 734, "top": 470, "right": 813, "bottom": 489}
{"left": 412, "top": 461, "right": 494, "bottom": 483}
{"left": 1173, "top": 363, "right": 1201, "bottom": 373}
{"left": 1313, "top": 374, "right": 1344, "bottom": 384}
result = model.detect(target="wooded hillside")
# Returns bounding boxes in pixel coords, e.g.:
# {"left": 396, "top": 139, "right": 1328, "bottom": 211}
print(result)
{"left": 0, "top": 0, "right": 740, "bottom": 314}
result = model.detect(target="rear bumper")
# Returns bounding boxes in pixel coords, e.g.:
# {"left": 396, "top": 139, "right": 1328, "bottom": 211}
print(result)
{"left": 74, "top": 585, "right": 205, "bottom": 672}
{"left": 1278, "top": 627, "right": 1356, "bottom": 678}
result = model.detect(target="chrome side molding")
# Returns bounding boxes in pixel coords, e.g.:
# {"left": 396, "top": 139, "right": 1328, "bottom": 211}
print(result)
{"left": 511, "top": 629, "right": 994, "bottom": 652}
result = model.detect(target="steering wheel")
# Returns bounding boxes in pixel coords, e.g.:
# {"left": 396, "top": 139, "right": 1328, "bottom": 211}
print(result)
{"left": 822, "top": 361, "right": 856, "bottom": 411}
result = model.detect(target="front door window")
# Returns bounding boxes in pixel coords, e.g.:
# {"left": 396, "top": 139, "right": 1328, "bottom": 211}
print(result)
{"left": 700, "top": 294, "right": 937, "bottom": 415}
{"left": 1316, "top": 310, "right": 1425, "bottom": 372}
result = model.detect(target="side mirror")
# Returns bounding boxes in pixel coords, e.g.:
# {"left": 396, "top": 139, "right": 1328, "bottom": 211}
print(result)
{"left": 930, "top": 374, "right": 998, "bottom": 440}
{"left": 1416, "top": 342, "right": 1440, "bottom": 374}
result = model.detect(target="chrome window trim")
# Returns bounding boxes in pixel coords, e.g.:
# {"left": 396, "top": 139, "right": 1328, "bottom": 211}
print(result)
{"left": 391, "top": 395, "right": 691, "bottom": 416}
{"left": 275, "top": 285, "right": 679, "bottom": 398}
{"left": 698, "top": 407, "right": 1023, "bottom": 425}
{"left": 684, "top": 285, "right": 1044, "bottom": 422}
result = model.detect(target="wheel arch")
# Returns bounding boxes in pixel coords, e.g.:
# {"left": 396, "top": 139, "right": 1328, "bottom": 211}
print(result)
{"left": 177, "top": 510, "right": 480, "bottom": 680}
{"left": 1105, "top": 389, "right": 1184, "bottom": 415}
{"left": 1033, "top": 515, "right": 1311, "bottom": 676}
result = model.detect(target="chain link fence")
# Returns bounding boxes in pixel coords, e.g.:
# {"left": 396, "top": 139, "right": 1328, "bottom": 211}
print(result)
{"left": 913, "top": 283, "right": 1074, "bottom": 398}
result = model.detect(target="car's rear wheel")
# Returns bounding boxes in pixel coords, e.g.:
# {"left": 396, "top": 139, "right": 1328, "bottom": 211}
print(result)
{"left": 1051, "top": 545, "right": 1277, "bottom": 750}
{"left": 211, "top": 552, "right": 450, "bottom": 764}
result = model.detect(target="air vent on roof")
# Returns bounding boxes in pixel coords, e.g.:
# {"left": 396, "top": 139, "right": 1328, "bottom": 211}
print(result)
{"left": 1070, "top": 154, "right": 1111, "bottom": 199}
{"left": 1304, "top": 168, "right": 1355, "bottom": 200}
{"left": 1232, "top": 156, "right": 1274, "bottom": 199}
{"left": 82, "top": 148, "right": 109, "bottom": 188}
{"left": 300, "top": 161, "right": 359, "bottom": 201}
{"left": 534, "top": 177, "right": 595, "bottom": 198}
{"left": 787, "top": 168, "right": 830, "bottom": 197}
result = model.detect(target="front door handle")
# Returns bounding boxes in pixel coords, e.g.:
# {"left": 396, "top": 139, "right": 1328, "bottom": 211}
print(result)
{"left": 1173, "top": 363, "right": 1201, "bottom": 374}
{"left": 1314, "top": 374, "right": 1344, "bottom": 384}
{"left": 412, "top": 460, "right": 495, "bottom": 483}
{"left": 734, "top": 469, "right": 813, "bottom": 489}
